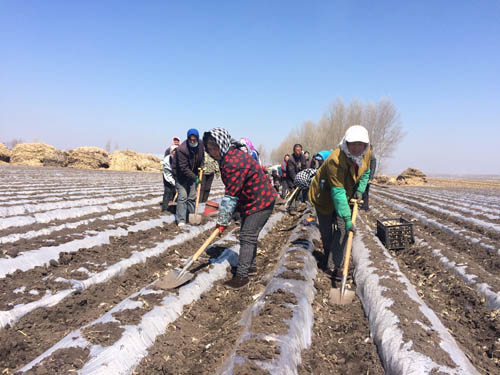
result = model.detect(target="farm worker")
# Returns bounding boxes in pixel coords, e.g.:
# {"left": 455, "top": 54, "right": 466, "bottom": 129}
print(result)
{"left": 164, "top": 136, "right": 181, "bottom": 157}
{"left": 361, "top": 145, "right": 377, "bottom": 211}
{"left": 286, "top": 144, "right": 307, "bottom": 214}
{"left": 200, "top": 151, "right": 220, "bottom": 203}
{"left": 280, "top": 154, "right": 290, "bottom": 198}
{"left": 311, "top": 149, "right": 333, "bottom": 169}
{"left": 239, "top": 137, "right": 262, "bottom": 167}
{"left": 160, "top": 145, "right": 178, "bottom": 212}
{"left": 173, "top": 129, "right": 204, "bottom": 227}
{"left": 203, "top": 127, "right": 277, "bottom": 289}
{"left": 304, "top": 150, "right": 313, "bottom": 168}
{"left": 308, "top": 125, "right": 371, "bottom": 281}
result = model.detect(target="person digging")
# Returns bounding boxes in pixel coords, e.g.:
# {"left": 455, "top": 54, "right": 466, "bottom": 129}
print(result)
{"left": 203, "top": 127, "right": 277, "bottom": 289}
{"left": 308, "top": 125, "right": 372, "bottom": 283}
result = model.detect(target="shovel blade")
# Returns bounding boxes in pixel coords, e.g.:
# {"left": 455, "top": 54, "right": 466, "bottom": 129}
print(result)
{"left": 189, "top": 213, "right": 202, "bottom": 225}
{"left": 156, "top": 269, "right": 194, "bottom": 290}
{"left": 329, "top": 288, "right": 356, "bottom": 305}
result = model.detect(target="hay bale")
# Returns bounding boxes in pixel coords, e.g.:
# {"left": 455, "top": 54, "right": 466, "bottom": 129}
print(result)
{"left": 0, "top": 143, "right": 11, "bottom": 162}
{"left": 11, "top": 143, "right": 61, "bottom": 166}
{"left": 67, "top": 147, "right": 109, "bottom": 169}
{"left": 42, "top": 151, "right": 68, "bottom": 167}
{"left": 137, "top": 153, "right": 161, "bottom": 172}
{"left": 109, "top": 150, "right": 161, "bottom": 172}
{"left": 396, "top": 168, "right": 427, "bottom": 185}
{"left": 109, "top": 150, "right": 140, "bottom": 171}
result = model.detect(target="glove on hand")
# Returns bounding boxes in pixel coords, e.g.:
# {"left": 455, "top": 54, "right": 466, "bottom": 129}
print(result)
{"left": 347, "top": 223, "right": 356, "bottom": 234}
{"left": 354, "top": 191, "right": 362, "bottom": 201}
{"left": 195, "top": 177, "right": 200, "bottom": 184}
{"left": 216, "top": 224, "right": 227, "bottom": 235}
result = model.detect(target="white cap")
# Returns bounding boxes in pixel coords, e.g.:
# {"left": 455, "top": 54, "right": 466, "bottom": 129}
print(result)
{"left": 344, "top": 125, "right": 369, "bottom": 143}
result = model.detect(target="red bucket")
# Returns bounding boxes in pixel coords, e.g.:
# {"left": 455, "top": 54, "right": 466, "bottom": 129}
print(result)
{"left": 204, "top": 200, "right": 219, "bottom": 217}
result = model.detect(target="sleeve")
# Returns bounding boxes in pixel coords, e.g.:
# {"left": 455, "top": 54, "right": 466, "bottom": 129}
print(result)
{"left": 287, "top": 159, "right": 298, "bottom": 181}
{"left": 331, "top": 187, "right": 352, "bottom": 229}
{"left": 356, "top": 169, "right": 371, "bottom": 194}
{"left": 216, "top": 194, "right": 239, "bottom": 226}
{"left": 369, "top": 156, "right": 377, "bottom": 180}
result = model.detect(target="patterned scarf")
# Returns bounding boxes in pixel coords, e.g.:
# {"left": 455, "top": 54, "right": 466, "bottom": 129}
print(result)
{"left": 206, "top": 127, "right": 232, "bottom": 157}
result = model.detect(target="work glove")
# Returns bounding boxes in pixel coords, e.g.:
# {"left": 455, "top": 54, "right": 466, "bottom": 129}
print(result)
{"left": 347, "top": 223, "right": 356, "bottom": 234}
{"left": 353, "top": 191, "right": 362, "bottom": 202}
{"left": 216, "top": 224, "right": 227, "bottom": 236}
{"left": 195, "top": 177, "right": 200, "bottom": 184}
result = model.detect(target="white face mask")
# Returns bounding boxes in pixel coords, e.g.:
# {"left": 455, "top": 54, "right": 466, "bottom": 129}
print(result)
{"left": 190, "top": 141, "right": 198, "bottom": 148}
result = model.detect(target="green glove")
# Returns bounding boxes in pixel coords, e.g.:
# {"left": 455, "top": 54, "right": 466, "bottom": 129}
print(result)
{"left": 195, "top": 177, "right": 200, "bottom": 184}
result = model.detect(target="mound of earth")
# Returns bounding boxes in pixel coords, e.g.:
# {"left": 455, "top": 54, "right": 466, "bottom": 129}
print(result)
{"left": 10, "top": 143, "right": 63, "bottom": 166}
{"left": 396, "top": 168, "right": 427, "bottom": 185}
{"left": 372, "top": 175, "right": 397, "bottom": 185}
{"left": 0, "top": 143, "right": 10, "bottom": 163}
{"left": 67, "top": 147, "right": 109, "bottom": 169}
{"left": 109, "top": 150, "right": 160, "bottom": 172}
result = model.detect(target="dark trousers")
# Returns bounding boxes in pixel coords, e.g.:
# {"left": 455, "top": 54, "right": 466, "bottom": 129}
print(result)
{"left": 317, "top": 210, "right": 348, "bottom": 270}
{"left": 361, "top": 183, "right": 371, "bottom": 210}
{"left": 237, "top": 202, "right": 275, "bottom": 278}
{"left": 200, "top": 173, "right": 214, "bottom": 203}
{"left": 162, "top": 178, "right": 175, "bottom": 211}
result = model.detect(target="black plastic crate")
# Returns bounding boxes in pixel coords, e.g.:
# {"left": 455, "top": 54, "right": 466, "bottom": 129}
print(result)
{"left": 376, "top": 217, "right": 414, "bottom": 250}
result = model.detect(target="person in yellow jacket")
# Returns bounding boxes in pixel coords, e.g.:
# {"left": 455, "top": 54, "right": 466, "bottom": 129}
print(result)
{"left": 308, "top": 125, "right": 371, "bottom": 281}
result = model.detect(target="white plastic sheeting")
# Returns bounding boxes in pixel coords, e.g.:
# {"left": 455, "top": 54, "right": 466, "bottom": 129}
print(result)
{"left": 375, "top": 189, "right": 500, "bottom": 232}
{"left": 0, "top": 215, "right": 175, "bottom": 278}
{"left": 18, "top": 212, "right": 283, "bottom": 374}
{"left": 372, "top": 194, "right": 500, "bottom": 255}
{"left": 0, "top": 220, "right": 218, "bottom": 329}
{"left": 432, "top": 249, "right": 500, "bottom": 310}
{"left": 220, "top": 219, "right": 319, "bottom": 375}
{"left": 352, "top": 220, "right": 479, "bottom": 374}
{"left": 370, "top": 206, "right": 500, "bottom": 309}
{"left": 0, "top": 208, "right": 149, "bottom": 244}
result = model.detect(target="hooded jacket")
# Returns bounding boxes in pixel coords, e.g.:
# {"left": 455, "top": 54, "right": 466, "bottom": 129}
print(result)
{"left": 173, "top": 130, "right": 204, "bottom": 183}
{"left": 204, "top": 128, "right": 276, "bottom": 225}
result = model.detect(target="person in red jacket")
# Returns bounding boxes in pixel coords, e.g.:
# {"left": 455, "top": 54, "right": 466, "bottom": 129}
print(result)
{"left": 203, "top": 127, "right": 277, "bottom": 289}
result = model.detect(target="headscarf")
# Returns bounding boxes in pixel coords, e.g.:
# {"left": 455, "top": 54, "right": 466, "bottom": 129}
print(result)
{"left": 339, "top": 125, "right": 370, "bottom": 168}
{"left": 187, "top": 128, "right": 199, "bottom": 152}
{"left": 203, "top": 127, "right": 232, "bottom": 157}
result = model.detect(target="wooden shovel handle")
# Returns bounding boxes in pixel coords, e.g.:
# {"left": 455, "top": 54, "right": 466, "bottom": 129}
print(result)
{"left": 194, "top": 168, "right": 204, "bottom": 214}
{"left": 342, "top": 200, "right": 359, "bottom": 277}
{"left": 192, "top": 228, "right": 219, "bottom": 262}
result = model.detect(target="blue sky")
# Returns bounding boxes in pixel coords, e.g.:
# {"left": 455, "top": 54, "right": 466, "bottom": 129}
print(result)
{"left": 1, "top": 1, "right": 499, "bottom": 175}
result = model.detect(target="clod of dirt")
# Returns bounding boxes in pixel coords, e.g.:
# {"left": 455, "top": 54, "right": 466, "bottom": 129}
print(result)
{"left": 236, "top": 337, "right": 281, "bottom": 361}
{"left": 233, "top": 360, "right": 271, "bottom": 375}
{"left": 250, "top": 304, "right": 292, "bottom": 335}
{"left": 26, "top": 347, "right": 90, "bottom": 374}
{"left": 82, "top": 321, "right": 125, "bottom": 347}
{"left": 276, "top": 270, "right": 306, "bottom": 281}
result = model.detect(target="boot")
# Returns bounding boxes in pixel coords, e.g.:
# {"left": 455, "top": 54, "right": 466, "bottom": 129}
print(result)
{"left": 224, "top": 275, "right": 249, "bottom": 289}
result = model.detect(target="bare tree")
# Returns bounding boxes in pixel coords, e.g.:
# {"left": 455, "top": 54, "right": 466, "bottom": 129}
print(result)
{"left": 6, "top": 139, "right": 25, "bottom": 149}
{"left": 271, "top": 97, "right": 405, "bottom": 172}
{"left": 105, "top": 139, "right": 112, "bottom": 153}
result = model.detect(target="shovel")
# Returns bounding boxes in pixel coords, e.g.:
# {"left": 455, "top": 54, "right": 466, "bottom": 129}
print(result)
{"left": 329, "top": 199, "right": 361, "bottom": 305}
{"left": 156, "top": 228, "right": 219, "bottom": 289}
{"left": 284, "top": 187, "right": 300, "bottom": 210}
{"left": 189, "top": 169, "right": 204, "bottom": 225}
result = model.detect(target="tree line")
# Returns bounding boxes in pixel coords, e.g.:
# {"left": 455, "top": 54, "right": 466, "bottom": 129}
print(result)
{"left": 270, "top": 98, "right": 405, "bottom": 173}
